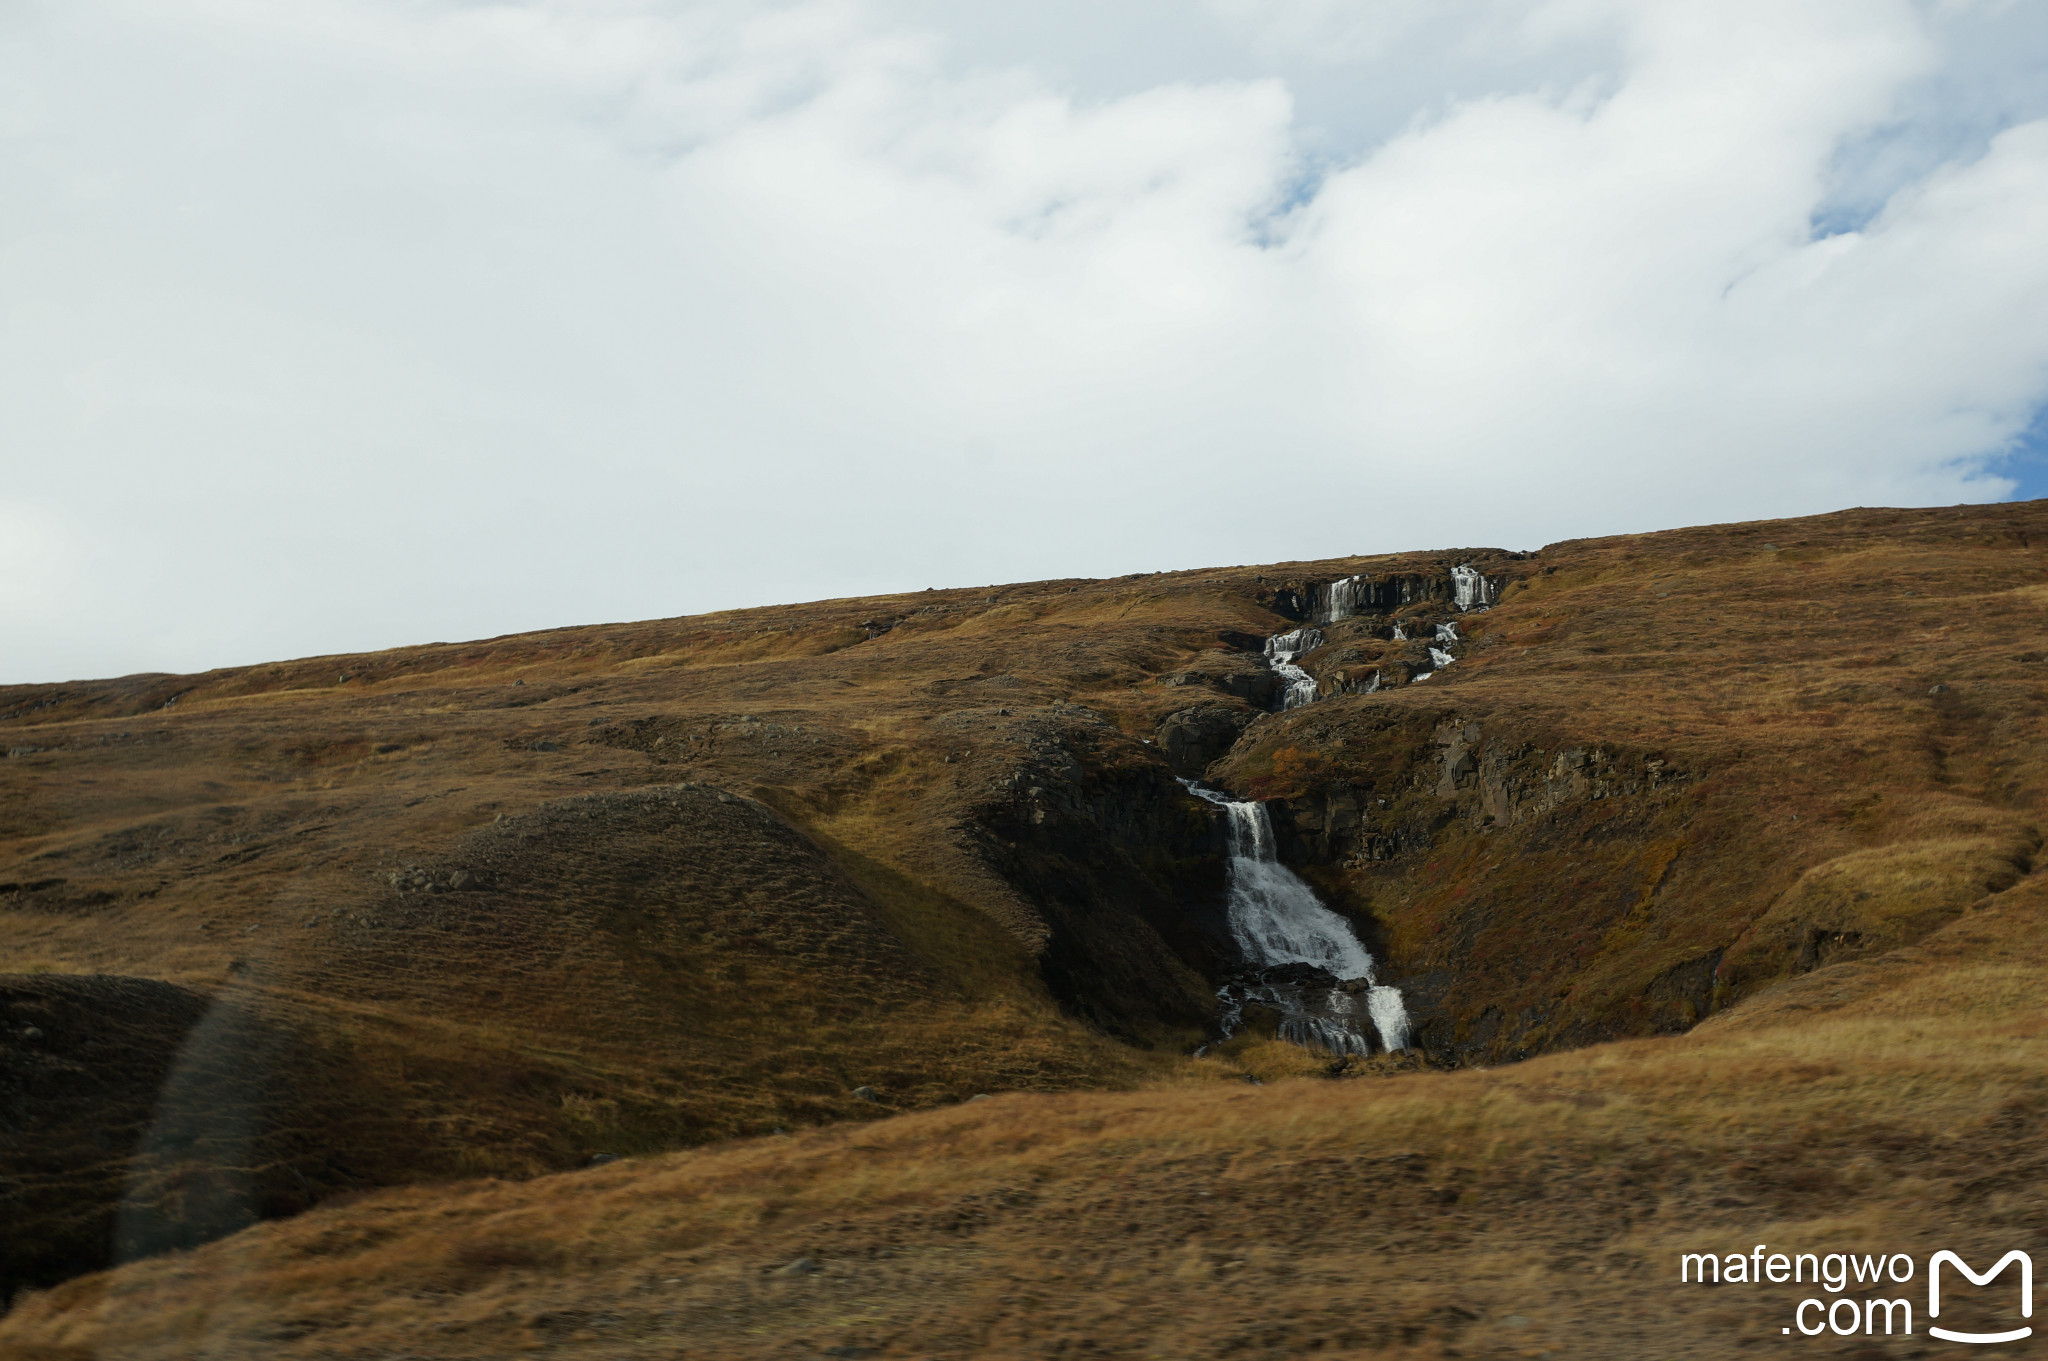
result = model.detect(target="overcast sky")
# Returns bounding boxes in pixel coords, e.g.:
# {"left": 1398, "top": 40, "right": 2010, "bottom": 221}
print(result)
{"left": 4, "top": 0, "right": 2046, "bottom": 684}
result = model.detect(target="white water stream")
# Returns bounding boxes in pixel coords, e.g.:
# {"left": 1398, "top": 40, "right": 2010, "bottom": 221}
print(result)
{"left": 1325, "top": 575, "right": 1371, "bottom": 621}
{"left": 1190, "top": 565, "right": 1494, "bottom": 1050}
{"left": 1264, "top": 627, "right": 1323, "bottom": 710}
{"left": 1184, "top": 782, "right": 1411, "bottom": 1054}
{"left": 1452, "top": 563, "right": 1497, "bottom": 611}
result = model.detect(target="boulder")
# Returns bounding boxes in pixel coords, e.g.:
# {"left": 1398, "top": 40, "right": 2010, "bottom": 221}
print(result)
{"left": 1155, "top": 706, "right": 1255, "bottom": 778}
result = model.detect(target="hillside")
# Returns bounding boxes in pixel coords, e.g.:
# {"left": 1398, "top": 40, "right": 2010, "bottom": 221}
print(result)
{"left": 6, "top": 873, "right": 2041, "bottom": 1358}
{"left": 3, "top": 499, "right": 2045, "bottom": 1351}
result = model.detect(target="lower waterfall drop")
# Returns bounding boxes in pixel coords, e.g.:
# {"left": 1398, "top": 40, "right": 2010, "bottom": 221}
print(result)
{"left": 1184, "top": 782, "right": 1411, "bottom": 1054}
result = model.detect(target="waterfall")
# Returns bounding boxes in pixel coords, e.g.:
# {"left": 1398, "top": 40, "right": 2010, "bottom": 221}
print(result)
{"left": 1184, "top": 782, "right": 1411, "bottom": 1054}
{"left": 1324, "top": 575, "right": 1371, "bottom": 622}
{"left": 1267, "top": 627, "right": 1322, "bottom": 657}
{"left": 1264, "top": 628, "right": 1322, "bottom": 710}
{"left": 1452, "top": 564, "right": 1497, "bottom": 611}
{"left": 1268, "top": 566, "right": 1482, "bottom": 706}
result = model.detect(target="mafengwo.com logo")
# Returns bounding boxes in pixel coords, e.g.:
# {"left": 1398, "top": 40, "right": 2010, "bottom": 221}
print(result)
{"left": 1679, "top": 1245, "right": 2032, "bottom": 1342}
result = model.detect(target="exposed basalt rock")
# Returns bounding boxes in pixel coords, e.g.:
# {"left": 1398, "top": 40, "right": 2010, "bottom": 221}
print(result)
{"left": 1313, "top": 573, "right": 1456, "bottom": 617}
{"left": 964, "top": 717, "right": 1230, "bottom": 1040}
{"left": 1253, "top": 721, "right": 1691, "bottom": 872}
{"left": 1159, "top": 658, "right": 1277, "bottom": 709}
{"left": 1215, "top": 963, "right": 1401, "bottom": 1055}
{"left": 1254, "top": 558, "right": 1524, "bottom": 631}
{"left": 1232, "top": 583, "right": 1514, "bottom": 703}
{"left": 1155, "top": 705, "right": 1257, "bottom": 779}
{"left": 1271, "top": 792, "right": 1455, "bottom": 868}
{"left": 1425, "top": 721, "right": 1691, "bottom": 831}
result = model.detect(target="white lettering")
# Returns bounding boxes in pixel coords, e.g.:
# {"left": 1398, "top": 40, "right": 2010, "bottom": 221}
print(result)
{"left": 1929, "top": 1249, "right": 2034, "bottom": 1346}
{"left": 1823, "top": 1254, "right": 1848, "bottom": 1292}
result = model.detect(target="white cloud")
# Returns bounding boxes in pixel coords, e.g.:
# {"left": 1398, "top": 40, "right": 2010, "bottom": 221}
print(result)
{"left": 0, "top": 503, "right": 77, "bottom": 618}
{"left": 1, "top": 0, "right": 2045, "bottom": 682}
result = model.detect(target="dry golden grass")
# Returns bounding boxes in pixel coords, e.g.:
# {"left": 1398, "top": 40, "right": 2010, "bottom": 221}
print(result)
{"left": 5, "top": 499, "right": 2048, "bottom": 1339}
{"left": 6, "top": 873, "right": 2042, "bottom": 1359}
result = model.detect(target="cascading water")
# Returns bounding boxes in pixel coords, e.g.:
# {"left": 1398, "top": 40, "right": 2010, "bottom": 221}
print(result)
{"left": 1452, "top": 564, "right": 1497, "bottom": 611}
{"left": 1184, "top": 782, "right": 1411, "bottom": 1054}
{"left": 1262, "top": 566, "right": 1486, "bottom": 708}
{"left": 1264, "top": 628, "right": 1322, "bottom": 710}
{"left": 1324, "top": 575, "right": 1371, "bottom": 622}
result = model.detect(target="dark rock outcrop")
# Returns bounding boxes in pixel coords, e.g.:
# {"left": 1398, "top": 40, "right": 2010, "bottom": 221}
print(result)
{"left": 968, "top": 716, "right": 1231, "bottom": 1040}
{"left": 1159, "top": 660, "right": 1277, "bottom": 709}
{"left": 1155, "top": 706, "right": 1256, "bottom": 779}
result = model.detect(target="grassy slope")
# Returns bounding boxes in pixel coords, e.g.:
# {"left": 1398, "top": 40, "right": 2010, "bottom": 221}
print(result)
{"left": 0, "top": 577, "right": 1238, "bottom": 1112}
{"left": 3, "top": 874, "right": 2040, "bottom": 1359}
{"left": 1, "top": 566, "right": 1322, "bottom": 1297}
{"left": 0, "top": 544, "right": 1513, "bottom": 1172}
{"left": 2, "top": 499, "right": 2046, "bottom": 1349}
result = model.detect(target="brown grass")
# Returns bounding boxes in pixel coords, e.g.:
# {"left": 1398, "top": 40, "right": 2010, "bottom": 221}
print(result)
{"left": 5, "top": 873, "right": 2042, "bottom": 1358}
{"left": 5, "top": 499, "right": 2048, "bottom": 1339}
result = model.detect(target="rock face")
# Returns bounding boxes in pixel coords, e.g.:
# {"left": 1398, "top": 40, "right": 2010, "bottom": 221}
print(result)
{"left": 1159, "top": 660, "right": 1277, "bottom": 709}
{"left": 1216, "top": 962, "right": 1404, "bottom": 1056}
{"left": 1259, "top": 562, "right": 1521, "bottom": 626}
{"left": 962, "top": 710, "right": 1232, "bottom": 1039}
{"left": 1155, "top": 706, "right": 1256, "bottom": 778}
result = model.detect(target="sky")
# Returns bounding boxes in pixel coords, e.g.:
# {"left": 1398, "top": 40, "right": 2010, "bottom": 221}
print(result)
{"left": 3, "top": 0, "right": 2047, "bottom": 684}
